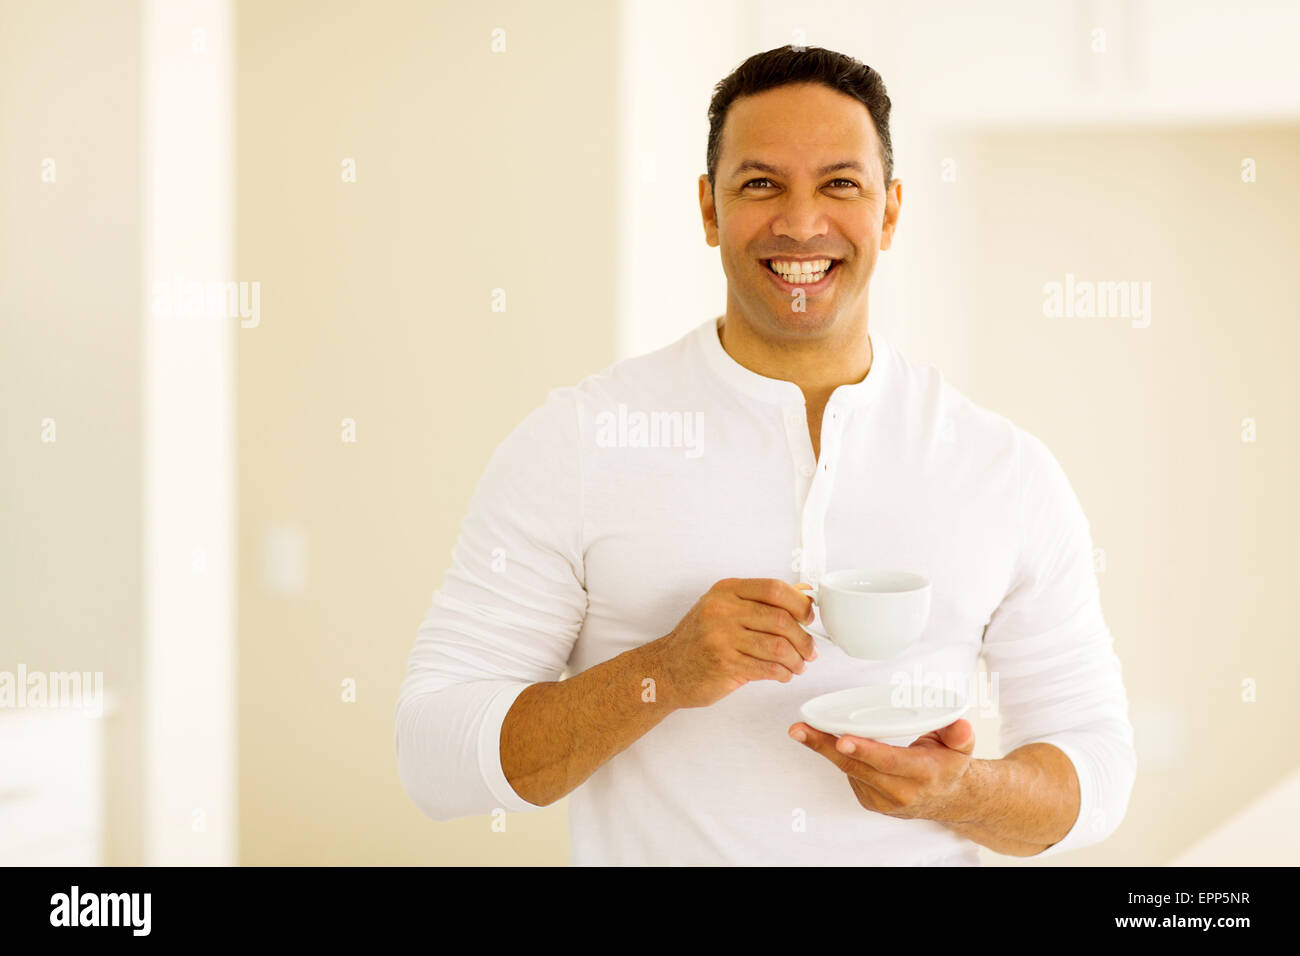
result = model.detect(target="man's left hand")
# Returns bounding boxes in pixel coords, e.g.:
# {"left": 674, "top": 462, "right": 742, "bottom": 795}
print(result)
{"left": 788, "top": 719, "right": 977, "bottom": 822}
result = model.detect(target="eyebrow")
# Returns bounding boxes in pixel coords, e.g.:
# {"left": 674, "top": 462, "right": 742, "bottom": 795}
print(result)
{"left": 731, "top": 159, "right": 867, "bottom": 178}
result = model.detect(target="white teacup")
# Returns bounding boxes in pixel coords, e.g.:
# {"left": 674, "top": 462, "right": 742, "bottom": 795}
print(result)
{"left": 799, "top": 569, "right": 931, "bottom": 659}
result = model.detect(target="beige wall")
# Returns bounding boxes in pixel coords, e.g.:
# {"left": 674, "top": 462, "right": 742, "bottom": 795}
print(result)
{"left": 8, "top": 0, "right": 1288, "bottom": 867}
{"left": 235, "top": 0, "right": 617, "bottom": 863}
{"left": 946, "top": 125, "right": 1300, "bottom": 864}
{"left": 0, "top": 0, "right": 143, "bottom": 865}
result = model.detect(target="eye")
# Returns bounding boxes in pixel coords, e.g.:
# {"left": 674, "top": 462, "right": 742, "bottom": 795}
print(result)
{"left": 742, "top": 178, "right": 775, "bottom": 189}
{"left": 827, "top": 178, "right": 859, "bottom": 189}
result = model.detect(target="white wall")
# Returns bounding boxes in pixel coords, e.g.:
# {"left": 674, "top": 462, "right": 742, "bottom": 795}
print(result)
{"left": 615, "top": 0, "right": 754, "bottom": 358}
{"left": 140, "top": 0, "right": 236, "bottom": 865}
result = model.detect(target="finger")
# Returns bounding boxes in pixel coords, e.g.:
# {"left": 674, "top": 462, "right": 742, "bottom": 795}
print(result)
{"left": 846, "top": 774, "right": 896, "bottom": 814}
{"left": 737, "top": 651, "right": 799, "bottom": 684}
{"left": 790, "top": 723, "right": 919, "bottom": 777}
{"left": 738, "top": 601, "right": 817, "bottom": 661}
{"left": 793, "top": 583, "right": 817, "bottom": 623}
{"left": 829, "top": 735, "right": 916, "bottom": 775}
{"left": 734, "top": 577, "right": 815, "bottom": 625}
{"left": 739, "top": 628, "right": 808, "bottom": 674}
{"left": 788, "top": 722, "right": 837, "bottom": 748}
{"left": 788, "top": 723, "right": 892, "bottom": 782}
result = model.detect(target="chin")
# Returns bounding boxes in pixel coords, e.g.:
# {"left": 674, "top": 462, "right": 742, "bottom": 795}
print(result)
{"left": 763, "top": 309, "right": 838, "bottom": 336}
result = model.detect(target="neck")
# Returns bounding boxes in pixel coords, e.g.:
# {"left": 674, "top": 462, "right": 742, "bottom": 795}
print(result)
{"left": 717, "top": 309, "right": 874, "bottom": 407}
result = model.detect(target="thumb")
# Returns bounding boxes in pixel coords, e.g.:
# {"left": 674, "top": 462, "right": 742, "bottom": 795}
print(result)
{"left": 939, "top": 718, "right": 975, "bottom": 755}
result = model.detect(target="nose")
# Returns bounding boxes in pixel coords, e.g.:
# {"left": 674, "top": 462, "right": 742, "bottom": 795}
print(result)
{"left": 772, "top": 191, "right": 829, "bottom": 244}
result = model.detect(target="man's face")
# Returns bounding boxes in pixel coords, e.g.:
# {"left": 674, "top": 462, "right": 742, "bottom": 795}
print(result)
{"left": 699, "top": 82, "right": 901, "bottom": 339}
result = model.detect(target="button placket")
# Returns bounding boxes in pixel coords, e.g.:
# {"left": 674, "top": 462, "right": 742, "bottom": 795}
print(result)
{"left": 783, "top": 404, "right": 818, "bottom": 579}
{"left": 784, "top": 405, "right": 815, "bottom": 492}
{"left": 802, "top": 404, "right": 848, "bottom": 585}
{"left": 801, "top": 464, "right": 831, "bottom": 588}
{"left": 801, "top": 476, "right": 828, "bottom": 585}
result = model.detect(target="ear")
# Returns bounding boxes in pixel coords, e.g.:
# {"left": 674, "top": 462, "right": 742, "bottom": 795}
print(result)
{"left": 879, "top": 178, "right": 902, "bottom": 251}
{"left": 699, "top": 174, "right": 720, "bottom": 247}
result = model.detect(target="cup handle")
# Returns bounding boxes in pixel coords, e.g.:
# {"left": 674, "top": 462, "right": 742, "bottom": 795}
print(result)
{"left": 796, "top": 583, "right": 831, "bottom": 642}
{"left": 800, "top": 619, "right": 832, "bottom": 642}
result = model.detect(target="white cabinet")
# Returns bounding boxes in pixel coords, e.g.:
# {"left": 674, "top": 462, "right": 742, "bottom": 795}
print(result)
{"left": 0, "top": 708, "right": 103, "bottom": 866}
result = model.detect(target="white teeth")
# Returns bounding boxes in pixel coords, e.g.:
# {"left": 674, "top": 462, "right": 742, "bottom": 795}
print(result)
{"left": 768, "top": 258, "right": 834, "bottom": 283}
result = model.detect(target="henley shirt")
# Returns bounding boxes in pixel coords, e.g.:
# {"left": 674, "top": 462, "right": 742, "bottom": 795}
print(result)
{"left": 395, "top": 315, "right": 1137, "bottom": 865}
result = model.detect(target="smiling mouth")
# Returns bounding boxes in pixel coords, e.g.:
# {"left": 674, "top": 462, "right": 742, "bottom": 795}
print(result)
{"left": 763, "top": 257, "right": 840, "bottom": 284}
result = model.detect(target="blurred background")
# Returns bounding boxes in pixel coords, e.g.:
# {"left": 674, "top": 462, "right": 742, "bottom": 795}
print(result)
{"left": 2, "top": 0, "right": 1298, "bottom": 866}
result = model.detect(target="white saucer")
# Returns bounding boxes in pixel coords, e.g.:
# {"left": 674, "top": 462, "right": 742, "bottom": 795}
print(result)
{"left": 800, "top": 684, "right": 970, "bottom": 740}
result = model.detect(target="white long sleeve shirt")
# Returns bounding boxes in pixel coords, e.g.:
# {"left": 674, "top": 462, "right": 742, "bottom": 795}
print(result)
{"left": 395, "top": 316, "right": 1137, "bottom": 865}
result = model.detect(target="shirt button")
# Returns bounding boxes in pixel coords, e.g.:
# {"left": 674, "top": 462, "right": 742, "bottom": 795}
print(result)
{"left": 800, "top": 464, "right": 814, "bottom": 477}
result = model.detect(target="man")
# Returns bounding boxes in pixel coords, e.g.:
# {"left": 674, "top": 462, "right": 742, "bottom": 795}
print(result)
{"left": 395, "top": 45, "right": 1136, "bottom": 865}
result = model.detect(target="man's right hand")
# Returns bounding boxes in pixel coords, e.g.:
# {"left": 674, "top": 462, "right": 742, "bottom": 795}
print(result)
{"left": 654, "top": 578, "right": 819, "bottom": 709}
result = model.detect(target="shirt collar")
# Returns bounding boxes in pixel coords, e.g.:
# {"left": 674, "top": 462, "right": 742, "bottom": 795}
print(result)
{"left": 694, "top": 315, "right": 890, "bottom": 409}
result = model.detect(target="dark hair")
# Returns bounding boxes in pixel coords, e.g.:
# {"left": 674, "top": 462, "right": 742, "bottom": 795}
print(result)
{"left": 706, "top": 45, "right": 894, "bottom": 191}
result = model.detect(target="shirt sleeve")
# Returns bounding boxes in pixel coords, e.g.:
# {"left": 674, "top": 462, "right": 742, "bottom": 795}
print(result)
{"left": 978, "top": 427, "right": 1137, "bottom": 858}
{"left": 394, "top": 386, "right": 588, "bottom": 821}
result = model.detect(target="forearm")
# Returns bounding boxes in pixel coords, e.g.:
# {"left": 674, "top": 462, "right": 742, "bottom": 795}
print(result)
{"left": 500, "top": 636, "right": 678, "bottom": 806}
{"left": 937, "top": 743, "right": 1081, "bottom": 857}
